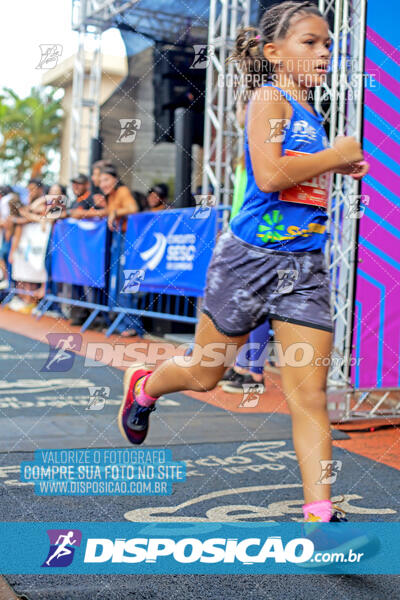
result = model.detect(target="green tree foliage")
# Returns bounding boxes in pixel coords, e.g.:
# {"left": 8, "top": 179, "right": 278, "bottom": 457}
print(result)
{"left": 0, "top": 87, "right": 63, "bottom": 182}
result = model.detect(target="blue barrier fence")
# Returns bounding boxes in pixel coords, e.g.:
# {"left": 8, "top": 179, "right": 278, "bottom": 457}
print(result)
{"left": 2, "top": 207, "right": 228, "bottom": 337}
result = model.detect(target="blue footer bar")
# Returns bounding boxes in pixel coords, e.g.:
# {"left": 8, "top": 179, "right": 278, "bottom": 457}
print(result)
{"left": 0, "top": 522, "right": 397, "bottom": 574}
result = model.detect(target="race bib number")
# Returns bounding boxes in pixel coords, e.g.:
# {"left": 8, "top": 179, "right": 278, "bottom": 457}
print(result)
{"left": 279, "top": 149, "right": 330, "bottom": 209}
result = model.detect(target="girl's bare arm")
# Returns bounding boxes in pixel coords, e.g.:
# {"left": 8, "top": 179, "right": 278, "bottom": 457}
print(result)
{"left": 248, "top": 89, "right": 363, "bottom": 193}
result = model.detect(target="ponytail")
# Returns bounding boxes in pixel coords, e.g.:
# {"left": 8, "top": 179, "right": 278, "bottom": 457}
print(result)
{"left": 228, "top": 27, "right": 271, "bottom": 94}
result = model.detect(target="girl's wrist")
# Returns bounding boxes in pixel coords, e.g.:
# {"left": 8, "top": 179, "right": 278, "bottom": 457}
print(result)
{"left": 321, "top": 148, "right": 343, "bottom": 171}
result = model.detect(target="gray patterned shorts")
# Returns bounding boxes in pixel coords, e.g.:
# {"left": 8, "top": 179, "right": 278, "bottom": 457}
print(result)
{"left": 202, "top": 229, "right": 333, "bottom": 337}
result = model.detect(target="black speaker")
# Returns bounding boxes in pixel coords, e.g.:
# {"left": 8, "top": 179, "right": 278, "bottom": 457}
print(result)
{"left": 153, "top": 43, "right": 206, "bottom": 145}
{"left": 89, "top": 137, "right": 103, "bottom": 165}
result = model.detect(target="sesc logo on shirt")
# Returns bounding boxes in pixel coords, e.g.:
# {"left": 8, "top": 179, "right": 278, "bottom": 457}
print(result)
{"left": 292, "top": 120, "right": 318, "bottom": 144}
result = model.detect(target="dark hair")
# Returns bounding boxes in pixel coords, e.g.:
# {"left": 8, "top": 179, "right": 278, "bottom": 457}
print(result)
{"left": 149, "top": 183, "right": 169, "bottom": 200}
{"left": 132, "top": 190, "right": 148, "bottom": 212}
{"left": 92, "top": 159, "right": 113, "bottom": 171}
{"left": 51, "top": 183, "right": 67, "bottom": 196}
{"left": 229, "top": 1, "right": 323, "bottom": 93}
{"left": 100, "top": 164, "right": 123, "bottom": 190}
{"left": 100, "top": 165, "right": 118, "bottom": 178}
{"left": 8, "top": 193, "right": 23, "bottom": 217}
{"left": 28, "top": 177, "right": 44, "bottom": 188}
{"left": 0, "top": 185, "right": 13, "bottom": 196}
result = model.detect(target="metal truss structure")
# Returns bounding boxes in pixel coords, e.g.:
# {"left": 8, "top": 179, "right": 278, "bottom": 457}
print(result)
{"left": 201, "top": 0, "right": 250, "bottom": 218}
{"left": 70, "top": 0, "right": 397, "bottom": 422}
{"left": 314, "top": 0, "right": 366, "bottom": 391}
{"left": 70, "top": 0, "right": 105, "bottom": 179}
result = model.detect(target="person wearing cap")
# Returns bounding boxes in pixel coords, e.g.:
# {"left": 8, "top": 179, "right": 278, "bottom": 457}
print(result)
{"left": 98, "top": 165, "right": 139, "bottom": 231}
{"left": 62, "top": 173, "right": 106, "bottom": 220}
{"left": 69, "top": 174, "right": 93, "bottom": 210}
{"left": 146, "top": 183, "right": 169, "bottom": 212}
{"left": 64, "top": 174, "right": 103, "bottom": 327}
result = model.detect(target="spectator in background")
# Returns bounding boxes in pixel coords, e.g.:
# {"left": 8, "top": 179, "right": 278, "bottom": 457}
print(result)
{"left": 145, "top": 184, "right": 169, "bottom": 212}
{"left": 99, "top": 165, "right": 140, "bottom": 337}
{"left": 99, "top": 165, "right": 139, "bottom": 231}
{"left": 132, "top": 190, "right": 148, "bottom": 212}
{"left": 64, "top": 174, "right": 107, "bottom": 220}
{"left": 48, "top": 183, "right": 67, "bottom": 197}
{"left": 0, "top": 185, "right": 14, "bottom": 289}
{"left": 91, "top": 159, "right": 113, "bottom": 211}
{"left": 27, "top": 178, "right": 45, "bottom": 206}
{"left": 69, "top": 174, "right": 92, "bottom": 210}
{"left": 7, "top": 188, "right": 51, "bottom": 313}
{"left": 91, "top": 159, "right": 113, "bottom": 195}
{"left": 21, "top": 183, "right": 68, "bottom": 218}
{"left": 63, "top": 174, "right": 104, "bottom": 326}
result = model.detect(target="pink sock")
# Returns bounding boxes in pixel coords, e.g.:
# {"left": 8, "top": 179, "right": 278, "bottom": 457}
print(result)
{"left": 303, "top": 500, "right": 332, "bottom": 522}
{"left": 135, "top": 374, "right": 158, "bottom": 407}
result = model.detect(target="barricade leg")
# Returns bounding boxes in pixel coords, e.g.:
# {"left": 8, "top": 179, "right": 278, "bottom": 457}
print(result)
{"left": 105, "top": 312, "right": 125, "bottom": 337}
{"left": 81, "top": 308, "right": 100, "bottom": 332}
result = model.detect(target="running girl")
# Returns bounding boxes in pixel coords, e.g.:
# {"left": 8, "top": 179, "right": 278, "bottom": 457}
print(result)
{"left": 118, "top": 0, "right": 369, "bottom": 523}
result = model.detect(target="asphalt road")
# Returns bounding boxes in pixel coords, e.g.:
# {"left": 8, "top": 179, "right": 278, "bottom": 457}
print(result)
{"left": 0, "top": 327, "right": 399, "bottom": 599}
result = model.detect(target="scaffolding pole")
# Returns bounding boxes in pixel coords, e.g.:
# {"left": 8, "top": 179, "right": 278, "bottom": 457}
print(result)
{"left": 315, "top": 0, "right": 366, "bottom": 391}
{"left": 201, "top": 0, "right": 250, "bottom": 225}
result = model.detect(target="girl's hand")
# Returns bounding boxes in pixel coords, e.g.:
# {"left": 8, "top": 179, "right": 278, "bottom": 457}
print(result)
{"left": 334, "top": 160, "right": 370, "bottom": 179}
{"left": 8, "top": 251, "right": 13, "bottom": 264}
{"left": 349, "top": 160, "right": 369, "bottom": 180}
{"left": 332, "top": 136, "right": 363, "bottom": 168}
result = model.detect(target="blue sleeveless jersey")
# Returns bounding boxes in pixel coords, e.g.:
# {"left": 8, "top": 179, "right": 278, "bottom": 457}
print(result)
{"left": 230, "top": 85, "right": 331, "bottom": 251}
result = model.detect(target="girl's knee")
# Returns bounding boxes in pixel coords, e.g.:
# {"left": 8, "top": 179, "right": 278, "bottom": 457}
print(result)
{"left": 289, "top": 384, "right": 327, "bottom": 412}
{"left": 187, "top": 365, "right": 222, "bottom": 392}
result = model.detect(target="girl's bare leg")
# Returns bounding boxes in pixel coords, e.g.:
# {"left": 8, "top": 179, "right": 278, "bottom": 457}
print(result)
{"left": 271, "top": 319, "right": 333, "bottom": 504}
{"left": 145, "top": 313, "right": 249, "bottom": 397}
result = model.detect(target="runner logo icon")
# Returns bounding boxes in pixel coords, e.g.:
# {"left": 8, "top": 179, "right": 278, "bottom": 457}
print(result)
{"left": 190, "top": 45, "right": 214, "bottom": 69}
{"left": 42, "top": 529, "right": 82, "bottom": 567}
{"left": 41, "top": 334, "right": 82, "bottom": 372}
{"left": 317, "top": 460, "right": 343, "bottom": 485}
{"left": 117, "top": 118, "right": 142, "bottom": 143}
{"left": 121, "top": 269, "right": 145, "bottom": 293}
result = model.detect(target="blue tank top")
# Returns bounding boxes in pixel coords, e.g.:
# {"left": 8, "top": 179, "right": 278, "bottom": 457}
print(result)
{"left": 230, "top": 85, "right": 331, "bottom": 251}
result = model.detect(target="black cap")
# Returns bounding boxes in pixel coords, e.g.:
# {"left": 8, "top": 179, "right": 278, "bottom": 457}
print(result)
{"left": 149, "top": 183, "right": 168, "bottom": 200}
{"left": 71, "top": 173, "right": 89, "bottom": 184}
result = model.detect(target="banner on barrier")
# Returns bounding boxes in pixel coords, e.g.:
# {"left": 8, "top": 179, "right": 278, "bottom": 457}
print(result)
{"left": 124, "top": 208, "right": 217, "bottom": 296}
{"left": 12, "top": 222, "right": 51, "bottom": 284}
{"left": 50, "top": 219, "right": 107, "bottom": 288}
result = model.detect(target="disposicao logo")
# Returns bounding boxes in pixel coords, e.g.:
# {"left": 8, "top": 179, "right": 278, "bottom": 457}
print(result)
{"left": 83, "top": 536, "right": 314, "bottom": 564}
{"left": 42, "top": 529, "right": 82, "bottom": 567}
